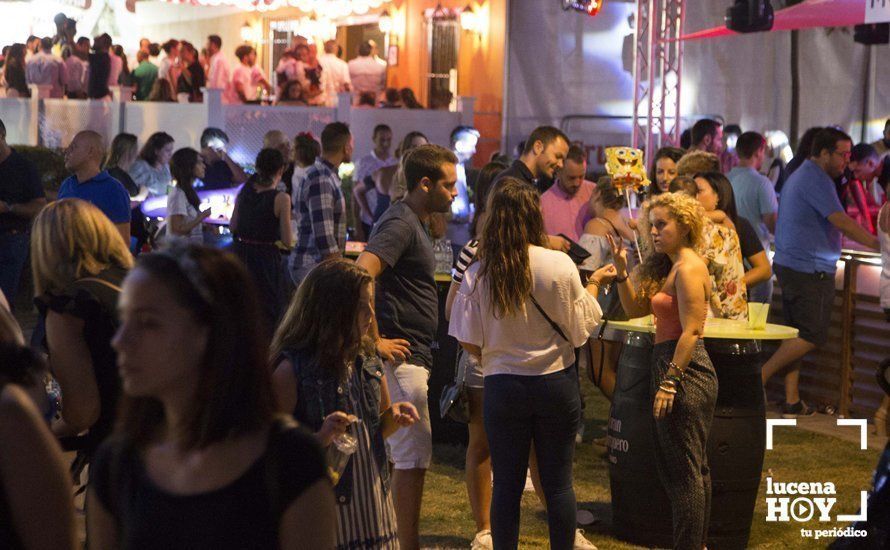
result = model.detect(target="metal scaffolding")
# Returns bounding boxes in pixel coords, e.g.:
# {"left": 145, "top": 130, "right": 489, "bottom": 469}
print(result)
{"left": 631, "top": 0, "right": 686, "bottom": 156}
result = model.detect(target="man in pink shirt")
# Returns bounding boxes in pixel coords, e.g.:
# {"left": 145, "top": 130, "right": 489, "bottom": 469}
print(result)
{"left": 540, "top": 145, "right": 594, "bottom": 242}
{"left": 205, "top": 34, "right": 235, "bottom": 104}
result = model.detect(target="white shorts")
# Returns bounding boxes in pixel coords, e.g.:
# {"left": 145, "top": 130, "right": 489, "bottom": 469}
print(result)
{"left": 384, "top": 361, "right": 432, "bottom": 470}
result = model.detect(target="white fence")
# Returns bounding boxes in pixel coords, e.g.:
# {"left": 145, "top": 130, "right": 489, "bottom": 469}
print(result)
{"left": 0, "top": 86, "right": 475, "bottom": 164}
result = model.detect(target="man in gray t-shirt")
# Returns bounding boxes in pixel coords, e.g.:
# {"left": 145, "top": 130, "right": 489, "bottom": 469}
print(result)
{"left": 357, "top": 144, "right": 457, "bottom": 550}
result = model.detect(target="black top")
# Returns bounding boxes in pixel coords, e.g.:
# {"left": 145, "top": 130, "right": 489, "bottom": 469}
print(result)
{"left": 494, "top": 160, "right": 541, "bottom": 193}
{"left": 177, "top": 61, "right": 205, "bottom": 102}
{"left": 35, "top": 266, "right": 126, "bottom": 455}
{"left": 0, "top": 149, "right": 44, "bottom": 233}
{"left": 5, "top": 67, "right": 29, "bottom": 97}
{"left": 107, "top": 166, "right": 139, "bottom": 198}
{"left": 88, "top": 52, "right": 111, "bottom": 99}
{"left": 365, "top": 201, "right": 438, "bottom": 369}
{"left": 735, "top": 216, "right": 764, "bottom": 259}
{"left": 202, "top": 160, "right": 236, "bottom": 190}
{"left": 90, "top": 421, "right": 327, "bottom": 550}
{"left": 281, "top": 163, "right": 294, "bottom": 196}
{"left": 233, "top": 179, "right": 280, "bottom": 244}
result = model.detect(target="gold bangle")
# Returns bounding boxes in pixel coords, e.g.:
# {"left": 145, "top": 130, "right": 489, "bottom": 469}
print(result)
{"left": 586, "top": 279, "right": 601, "bottom": 290}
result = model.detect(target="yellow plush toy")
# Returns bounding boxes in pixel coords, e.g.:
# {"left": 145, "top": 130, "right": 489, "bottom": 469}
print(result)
{"left": 604, "top": 147, "right": 651, "bottom": 193}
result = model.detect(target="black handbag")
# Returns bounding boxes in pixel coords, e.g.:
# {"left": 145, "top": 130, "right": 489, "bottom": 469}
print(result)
{"left": 439, "top": 347, "right": 471, "bottom": 424}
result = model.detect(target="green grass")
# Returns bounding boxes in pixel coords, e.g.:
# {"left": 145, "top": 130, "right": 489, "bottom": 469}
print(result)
{"left": 419, "top": 378, "right": 882, "bottom": 549}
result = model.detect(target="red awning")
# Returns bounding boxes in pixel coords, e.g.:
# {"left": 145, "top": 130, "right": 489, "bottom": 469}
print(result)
{"left": 679, "top": 0, "right": 867, "bottom": 41}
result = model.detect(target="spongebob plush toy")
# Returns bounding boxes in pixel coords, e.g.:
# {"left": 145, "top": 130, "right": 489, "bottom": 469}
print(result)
{"left": 604, "top": 147, "right": 651, "bottom": 193}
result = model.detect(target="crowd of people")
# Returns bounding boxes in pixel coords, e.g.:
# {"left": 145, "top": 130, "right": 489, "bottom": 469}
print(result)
{"left": 0, "top": 109, "right": 889, "bottom": 550}
{"left": 0, "top": 20, "right": 432, "bottom": 109}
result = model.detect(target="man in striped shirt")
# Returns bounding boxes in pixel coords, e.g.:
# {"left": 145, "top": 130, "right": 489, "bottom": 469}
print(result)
{"left": 289, "top": 122, "right": 352, "bottom": 284}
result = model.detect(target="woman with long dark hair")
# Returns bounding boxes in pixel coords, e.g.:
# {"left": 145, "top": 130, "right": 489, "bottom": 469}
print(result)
{"left": 609, "top": 191, "right": 717, "bottom": 550}
{"left": 88, "top": 244, "right": 335, "bottom": 549}
{"left": 271, "top": 258, "right": 418, "bottom": 550}
{"left": 695, "top": 172, "right": 772, "bottom": 303}
{"left": 231, "top": 148, "right": 292, "bottom": 329}
{"left": 648, "top": 146, "right": 685, "bottom": 196}
{"left": 166, "top": 148, "right": 209, "bottom": 244}
{"left": 449, "top": 177, "right": 612, "bottom": 549}
{"left": 2, "top": 44, "right": 29, "bottom": 97}
{"left": 129, "top": 131, "right": 174, "bottom": 197}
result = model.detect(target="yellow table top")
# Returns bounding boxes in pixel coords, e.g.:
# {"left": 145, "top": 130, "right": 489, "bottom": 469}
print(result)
{"left": 606, "top": 316, "right": 799, "bottom": 341}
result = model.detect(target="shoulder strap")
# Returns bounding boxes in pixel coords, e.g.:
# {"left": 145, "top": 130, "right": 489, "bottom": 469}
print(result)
{"left": 528, "top": 294, "right": 569, "bottom": 343}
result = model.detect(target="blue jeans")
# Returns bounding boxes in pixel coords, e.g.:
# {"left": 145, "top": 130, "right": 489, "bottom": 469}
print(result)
{"left": 484, "top": 365, "right": 582, "bottom": 550}
{"left": 0, "top": 231, "right": 30, "bottom": 309}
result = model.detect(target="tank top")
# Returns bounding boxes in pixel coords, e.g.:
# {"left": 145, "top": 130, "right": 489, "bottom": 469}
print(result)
{"left": 651, "top": 291, "right": 683, "bottom": 344}
{"left": 233, "top": 180, "right": 280, "bottom": 244}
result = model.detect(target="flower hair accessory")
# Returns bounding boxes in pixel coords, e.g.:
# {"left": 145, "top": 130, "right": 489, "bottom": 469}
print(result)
{"left": 297, "top": 131, "right": 315, "bottom": 141}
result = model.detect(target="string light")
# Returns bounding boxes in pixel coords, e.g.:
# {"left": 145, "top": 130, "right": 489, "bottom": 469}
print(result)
{"left": 162, "top": 0, "right": 391, "bottom": 16}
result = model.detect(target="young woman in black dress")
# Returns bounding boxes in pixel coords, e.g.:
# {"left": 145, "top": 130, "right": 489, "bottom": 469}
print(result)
{"left": 231, "top": 148, "right": 293, "bottom": 330}
{"left": 88, "top": 244, "right": 335, "bottom": 550}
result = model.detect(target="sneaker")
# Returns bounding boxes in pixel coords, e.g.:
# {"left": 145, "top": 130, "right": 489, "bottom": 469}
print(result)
{"left": 574, "top": 529, "right": 598, "bottom": 550}
{"left": 470, "top": 529, "right": 492, "bottom": 550}
{"left": 781, "top": 400, "right": 816, "bottom": 418}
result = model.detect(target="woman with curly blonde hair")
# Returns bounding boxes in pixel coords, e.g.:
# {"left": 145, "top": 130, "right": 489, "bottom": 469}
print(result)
{"left": 608, "top": 191, "right": 717, "bottom": 550}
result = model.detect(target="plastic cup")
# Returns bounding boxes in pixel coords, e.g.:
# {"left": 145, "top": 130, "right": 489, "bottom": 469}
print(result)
{"left": 747, "top": 303, "right": 769, "bottom": 330}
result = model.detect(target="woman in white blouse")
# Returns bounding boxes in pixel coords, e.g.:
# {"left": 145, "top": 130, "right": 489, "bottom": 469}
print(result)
{"left": 166, "top": 148, "right": 210, "bottom": 244}
{"left": 449, "top": 177, "right": 614, "bottom": 550}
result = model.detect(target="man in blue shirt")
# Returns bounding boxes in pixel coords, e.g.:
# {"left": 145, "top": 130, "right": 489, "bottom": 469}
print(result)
{"left": 762, "top": 128, "right": 879, "bottom": 417}
{"left": 727, "top": 132, "right": 778, "bottom": 303}
{"left": 58, "top": 130, "right": 131, "bottom": 245}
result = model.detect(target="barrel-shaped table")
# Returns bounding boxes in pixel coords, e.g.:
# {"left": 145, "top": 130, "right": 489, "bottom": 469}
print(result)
{"left": 605, "top": 316, "right": 798, "bottom": 550}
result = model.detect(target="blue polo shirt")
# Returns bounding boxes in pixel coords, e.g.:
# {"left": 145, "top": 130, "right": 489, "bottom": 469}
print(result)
{"left": 58, "top": 170, "right": 131, "bottom": 224}
{"left": 773, "top": 160, "right": 844, "bottom": 274}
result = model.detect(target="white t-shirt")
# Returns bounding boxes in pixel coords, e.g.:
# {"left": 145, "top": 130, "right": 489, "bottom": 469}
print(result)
{"left": 166, "top": 187, "right": 204, "bottom": 244}
{"left": 449, "top": 245, "right": 603, "bottom": 377}
{"left": 318, "top": 53, "right": 351, "bottom": 107}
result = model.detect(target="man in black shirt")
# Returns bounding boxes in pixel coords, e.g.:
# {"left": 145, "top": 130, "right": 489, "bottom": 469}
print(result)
{"left": 496, "top": 126, "right": 572, "bottom": 251}
{"left": 199, "top": 128, "right": 248, "bottom": 190}
{"left": 496, "top": 125, "right": 570, "bottom": 195}
{"left": 0, "top": 118, "right": 46, "bottom": 306}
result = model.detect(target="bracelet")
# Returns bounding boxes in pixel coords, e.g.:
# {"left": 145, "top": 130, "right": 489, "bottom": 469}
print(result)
{"left": 667, "top": 361, "right": 686, "bottom": 380}
{"left": 615, "top": 273, "right": 628, "bottom": 283}
{"left": 586, "top": 279, "right": 601, "bottom": 290}
{"left": 658, "top": 384, "right": 677, "bottom": 394}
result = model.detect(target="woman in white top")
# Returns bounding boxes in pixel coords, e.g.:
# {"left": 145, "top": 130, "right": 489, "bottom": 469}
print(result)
{"left": 449, "top": 177, "right": 613, "bottom": 550}
{"left": 128, "top": 132, "right": 174, "bottom": 198}
{"left": 166, "top": 148, "right": 210, "bottom": 244}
